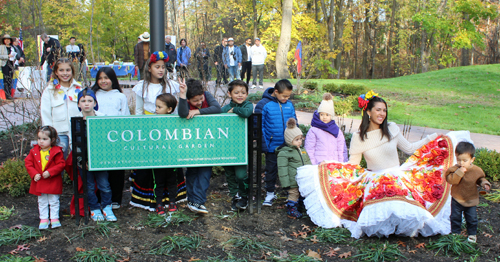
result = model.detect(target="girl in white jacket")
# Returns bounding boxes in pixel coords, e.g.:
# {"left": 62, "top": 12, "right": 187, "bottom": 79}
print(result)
{"left": 90, "top": 67, "right": 130, "bottom": 209}
{"left": 40, "top": 58, "right": 82, "bottom": 158}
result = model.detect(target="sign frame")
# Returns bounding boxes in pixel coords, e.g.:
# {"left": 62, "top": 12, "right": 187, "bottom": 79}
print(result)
{"left": 86, "top": 114, "right": 248, "bottom": 171}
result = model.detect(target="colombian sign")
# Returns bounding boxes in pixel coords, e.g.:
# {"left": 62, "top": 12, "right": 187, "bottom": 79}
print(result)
{"left": 87, "top": 114, "right": 248, "bottom": 170}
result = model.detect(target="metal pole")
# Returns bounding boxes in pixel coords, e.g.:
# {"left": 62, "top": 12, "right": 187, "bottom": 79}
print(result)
{"left": 150, "top": 0, "right": 165, "bottom": 52}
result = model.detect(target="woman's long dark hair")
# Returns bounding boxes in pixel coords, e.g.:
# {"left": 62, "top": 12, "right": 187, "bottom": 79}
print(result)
{"left": 91, "top": 67, "right": 122, "bottom": 93}
{"left": 359, "top": 96, "right": 391, "bottom": 141}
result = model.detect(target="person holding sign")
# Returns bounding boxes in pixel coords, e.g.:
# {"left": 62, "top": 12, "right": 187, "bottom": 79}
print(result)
{"left": 133, "top": 51, "right": 180, "bottom": 115}
{"left": 91, "top": 67, "right": 130, "bottom": 210}
{"left": 76, "top": 88, "right": 117, "bottom": 222}
{"left": 221, "top": 80, "right": 253, "bottom": 211}
{"left": 178, "top": 78, "right": 221, "bottom": 214}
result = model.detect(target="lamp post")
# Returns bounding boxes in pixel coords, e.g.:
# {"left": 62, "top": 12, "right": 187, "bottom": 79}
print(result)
{"left": 150, "top": 0, "right": 165, "bottom": 52}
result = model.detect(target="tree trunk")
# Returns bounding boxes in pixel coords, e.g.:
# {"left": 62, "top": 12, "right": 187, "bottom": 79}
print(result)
{"left": 89, "top": 0, "right": 96, "bottom": 64}
{"left": 353, "top": 22, "right": 358, "bottom": 78}
{"left": 253, "top": 0, "right": 258, "bottom": 39}
{"left": 386, "top": 0, "right": 397, "bottom": 78}
{"left": 320, "top": 0, "right": 335, "bottom": 77}
{"left": 276, "top": 0, "right": 293, "bottom": 79}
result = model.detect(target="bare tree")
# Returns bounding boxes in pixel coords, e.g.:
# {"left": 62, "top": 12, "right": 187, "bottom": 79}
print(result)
{"left": 276, "top": 0, "right": 293, "bottom": 79}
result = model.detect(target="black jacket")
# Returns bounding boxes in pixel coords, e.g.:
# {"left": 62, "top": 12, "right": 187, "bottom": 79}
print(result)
{"left": 40, "top": 37, "right": 61, "bottom": 67}
{"left": 165, "top": 43, "right": 177, "bottom": 66}
{"left": 14, "top": 45, "right": 25, "bottom": 66}
{"left": 195, "top": 47, "right": 210, "bottom": 65}
{"left": 240, "top": 44, "right": 251, "bottom": 62}
{"left": 77, "top": 43, "right": 86, "bottom": 63}
{"left": 214, "top": 45, "right": 226, "bottom": 64}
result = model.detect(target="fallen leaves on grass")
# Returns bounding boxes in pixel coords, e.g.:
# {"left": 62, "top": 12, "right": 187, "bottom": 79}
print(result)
{"left": 299, "top": 231, "right": 308, "bottom": 239}
{"left": 276, "top": 205, "right": 286, "bottom": 209}
{"left": 276, "top": 250, "right": 288, "bottom": 259}
{"left": 302, "top": 224, "right": 311, "bottom": 232}
{"left": 323, "top": 247, "right": 340, "bottom": 257}
{"left": 415, "top": 243, "right": 426, "bottom": 249}
{"left": 306, "top": 249, "right": 322, "bottom": 260}
{"left": 483, "top": 233, "right": 493, "bottom": 238}
{"left": 188, "top": 257, "right": 201, "bottom": 261}
{"left": 9, "top": 224, "right": 22, "bottom": 229}
{"left": 34, "top": 257, "right": 47, "bottom": 262}
{"left": 409, "top": 250, "right": 417, "bottom": 254}
{"left": 339, "top": 251, "right": 352, "bottom": 258}
{"left": 222, "top": 226, "right": 233, "bottom": 232}
{"left": 123, "top": 247, "right": 132, "bottom": 253}
{"left": 117, "top": 257, "right": 130, "bottom": 262}
{"left": 8, "top": 250, "right": 18, "bottom": 255}
{"left": 76, "top": 247, "right": 86, "bottom": 252}
{"left": 16, "top": 244, "right": 30, "bottom": 251}
{"left": 291, "top": 231, "right": 299, "bottom": 238}
{"left": 310, "top": 235, "right": 319, "bottom": 244}
{"left": 397, "top": 240, "right": 406, "bottom": 247}
{"left": 280, "top": 236, "right": 292, "bottom": 242}
{"left": 37, "top": 236, "right": 48, "bottom": 243}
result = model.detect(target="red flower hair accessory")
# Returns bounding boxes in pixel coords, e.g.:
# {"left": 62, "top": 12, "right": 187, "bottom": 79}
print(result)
{"left": 357, "top": 90, "right": 379, "bottom": 111}
{"left": 149, "top": 51, "right": 169, "bottom": 65}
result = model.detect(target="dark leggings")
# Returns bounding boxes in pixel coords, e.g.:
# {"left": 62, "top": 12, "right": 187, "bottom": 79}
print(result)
{"left": 108, "top": 170, "right": 125, "bottom": 204}
{"left": 152, "top": 168, "right": 179, "bottom": 205}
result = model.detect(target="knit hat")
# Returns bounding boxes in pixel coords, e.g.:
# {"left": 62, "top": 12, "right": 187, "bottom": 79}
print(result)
{"left": 77, "top": 88, "right": 99, "bottom": 111}
{"left": 284, "top": 118, "right": 303, "bottom": 146}
{"left": 317, "top": 93, "right": 335, "bottom": 117}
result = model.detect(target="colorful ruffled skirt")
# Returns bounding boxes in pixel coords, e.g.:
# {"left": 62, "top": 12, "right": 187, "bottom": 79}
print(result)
{"left": 297, "top": 131, "right": 471, "bottom": 238}
{"left": 129, "top": 169, "right": 187, "bottom": 211}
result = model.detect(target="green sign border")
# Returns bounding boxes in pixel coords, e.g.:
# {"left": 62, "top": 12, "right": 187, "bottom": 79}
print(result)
{"left": 86, "top": 114, "right": 248, "bottom": 171}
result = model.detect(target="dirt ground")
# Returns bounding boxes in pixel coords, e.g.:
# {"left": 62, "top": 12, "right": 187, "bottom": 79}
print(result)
{"left": 1, "top": 137, "right": 500, "bottom": 261}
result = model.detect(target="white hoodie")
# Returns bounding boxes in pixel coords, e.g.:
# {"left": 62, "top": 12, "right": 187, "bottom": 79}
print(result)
{"left": 251, "top": 45, "right": 267, "bottom": 65}
{"left": 95, "top": 89, "right": 130, "bottom": 116}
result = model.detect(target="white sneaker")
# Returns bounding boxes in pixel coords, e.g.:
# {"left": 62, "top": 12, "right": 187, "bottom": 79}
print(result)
{"left": 262, "top": 192, "right": 277, "bottom": 206}
{"left": 258, "top": 85, "right": 263, "bottom": 89}
{"left": 468, "top": 235, "right": 477, "bottom": 243}
{"left": 251, "top": 85, "right": 256, "bottom": 89}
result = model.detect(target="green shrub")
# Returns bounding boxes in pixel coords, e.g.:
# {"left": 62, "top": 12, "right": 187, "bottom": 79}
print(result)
{"left": 295, "top": 101, "right": 317, "bottom": 109}
{"left": 322, "top": 83, "right": 340, "bottom": 93}
{"left": 212, "top": 166, "right": 225, "bottom": 177}
{"left": 0, "top": 159, "right": 31, "bottom": 197}
{"left": 339, "top": 83, "right": 368, "bottom": 96}
{"left": 248, "top": 91, "right": 263, "bottom": 102}
{"left": 299, "top": 124, "right": 311, "bottom": 136}
{"left": 302, "top": 81, "right": 318, "bottom": 90}
{"left": 475, "top": 148, "right": 500, "bottom": 181}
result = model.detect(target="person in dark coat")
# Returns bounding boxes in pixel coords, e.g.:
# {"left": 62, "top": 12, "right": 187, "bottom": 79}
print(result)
{"left": 195, "top": 42, "right": 210, "bottom": 81}
{"left": 40, "top": 33, "right": 62, "bottom": 82}
{"left": 214, "top": 38, "right": 228, "bottom": 85}
{"left": 165, "top": 35, "right": 177, "bottom": 75}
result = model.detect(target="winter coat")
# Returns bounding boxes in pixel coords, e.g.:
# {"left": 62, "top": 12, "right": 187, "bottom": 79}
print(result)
{"left": 276, "top": 144, "right": 312, "bottom": 188}
{"left": 254, "top": 87, "right": 297, "bottom": 153}
{"left": 223, "top": 45, "right": 242, "bottom": 66}
{"left": 40, "top": 37, "right": 61, "bottom": 68}
{"left": 0, "top": 45, "right": 9, "bottom": 67}
{"left": 95, "top": 89, "right": 130, "bottom": 116}
{"left": 165, "top": 43, "right": 177, "bottom": 66}
{"left": 305, "top": 127, "right": 348, "bottom": 164}
{"left": 177, "top": 46, "right": 192, "bottom": 66}
{"left": 40, "top": 79, "right": 82, "bottom": 134}
{"left": 221, "top": 100, "right": 254, "bottom": 118}
{"left": 134, "top": 41, "right": 150, "bottom": 69}
{"left": 240, "top": 44, "right": 252, "bottom": 62}
{"left": 214, "top": 45, "right": 226, "bottom": 64}
{"left": 25, "top": 145, "right": 65, "bottom": 196}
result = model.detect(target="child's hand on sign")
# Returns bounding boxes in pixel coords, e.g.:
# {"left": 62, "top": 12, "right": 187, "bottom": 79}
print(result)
{"left": 179, "top": 78, "right": 187, "bottom": 99}
{"left": 187, "top": 109, "right": 200, "bottom": 119}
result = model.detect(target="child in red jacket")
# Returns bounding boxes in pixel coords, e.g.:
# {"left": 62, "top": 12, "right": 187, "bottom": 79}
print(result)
{"left": 25, "top": 126, "right": 66, "bottom": 229}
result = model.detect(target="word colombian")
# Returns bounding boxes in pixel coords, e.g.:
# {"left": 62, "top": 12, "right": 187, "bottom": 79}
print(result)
{"left": 106, "top": 127, "right": 230, "bottom": 142}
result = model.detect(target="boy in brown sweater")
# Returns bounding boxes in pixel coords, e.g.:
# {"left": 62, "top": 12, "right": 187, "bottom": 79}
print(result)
{"left": 445, "top": 142, "right": 491, "bottom": 243}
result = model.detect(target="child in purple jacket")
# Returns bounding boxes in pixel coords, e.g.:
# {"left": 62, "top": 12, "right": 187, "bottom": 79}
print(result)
{"left": 305, "top": 93, "right": 348, "bottom": 164}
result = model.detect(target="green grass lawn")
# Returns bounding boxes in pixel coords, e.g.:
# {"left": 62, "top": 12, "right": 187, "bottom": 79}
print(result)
{"left": 291, "top": 64, "right": 500, "bottom": 135}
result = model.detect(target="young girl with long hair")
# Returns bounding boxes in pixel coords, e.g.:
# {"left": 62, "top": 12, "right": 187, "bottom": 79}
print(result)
{"left": 25, "top": 126, "right": 66, "bottom": 229}
{"left": 133, "top": 51, "right": 180, "bottom": 115}
{"left": 91, "top": 67, "right": 130, "bottom": 209}
{"left": 40, "top": 58, "right": 82, "bottom": 158}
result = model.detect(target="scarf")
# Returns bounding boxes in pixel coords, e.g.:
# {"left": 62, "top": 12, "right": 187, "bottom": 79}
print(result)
{"left": 311, "top": 111, "right": 340, "bottom": 138}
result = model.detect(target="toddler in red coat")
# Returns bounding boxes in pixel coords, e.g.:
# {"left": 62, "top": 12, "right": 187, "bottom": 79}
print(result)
{"left": 25, "top": 126, "right": 66, "bottom": 229}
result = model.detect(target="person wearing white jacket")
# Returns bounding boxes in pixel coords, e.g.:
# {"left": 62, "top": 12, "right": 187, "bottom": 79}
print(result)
{"left": 251, "top": 38, "right": 267, "bottom": 89}
{"left": 40, "top": 58, "right": 82, "bottom": 158}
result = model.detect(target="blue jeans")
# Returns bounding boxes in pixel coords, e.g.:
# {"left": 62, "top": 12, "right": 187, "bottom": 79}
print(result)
{"left": 81, "top": 168, "right": 112, "bottom": 210}
{"left": 46, "top": 66, "right": 53, "bottom": 82}
{"left": 228, "top": 65, "right": 239, "bottom": 82}
{"left": 185, "top": 167, "right": 212, "bottom": 204}
{"left": 451, "top": 198, "right": 478, "bottom": 235}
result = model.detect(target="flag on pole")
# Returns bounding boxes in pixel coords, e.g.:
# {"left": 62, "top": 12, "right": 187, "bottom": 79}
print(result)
{"left": 294, "top": 41, "right": 302, "bottom": 74}
{"left": 19, "top": 29, "right": 23, "bottom": 50}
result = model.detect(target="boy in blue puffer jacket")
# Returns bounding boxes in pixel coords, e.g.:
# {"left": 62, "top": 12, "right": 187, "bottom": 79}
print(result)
{"left": 254, "top": 79, "right": 297, "bottom": 206}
